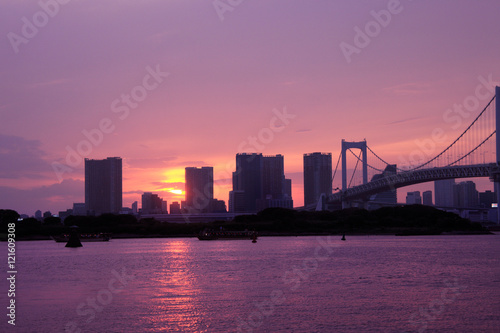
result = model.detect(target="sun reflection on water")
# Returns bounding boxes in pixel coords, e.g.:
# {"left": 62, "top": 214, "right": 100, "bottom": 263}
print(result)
{"left": 139, "top": 240, "right": 208, "bottom": 332}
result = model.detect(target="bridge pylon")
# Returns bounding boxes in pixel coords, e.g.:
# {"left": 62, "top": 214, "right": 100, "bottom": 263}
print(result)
{"left": 341, "top": 139, "right": 368, "bottom": 192}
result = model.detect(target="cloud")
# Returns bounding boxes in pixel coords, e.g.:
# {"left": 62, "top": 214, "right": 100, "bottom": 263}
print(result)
{"left": 0, "top": 179, "right": 83, "bottom": 215}
{"left": 295, "top": 129, "right": 312, "bottom": 133}
{"left": 150, "top": 181, "right": 184, "bottom": 190}
{"left": 123, "top": 190, "right": 146, "bottom": 195}
{"left": 126, "top": 157, "right": 178, "bottom": 169}
{"left": 0, "top": 135, "right": 52, "bottom": 179}
{"left": 174, "top": 161, "right": 208, "bottom": 167}
{"left": 386, "top": 116, "right": 426, "bottom": 125}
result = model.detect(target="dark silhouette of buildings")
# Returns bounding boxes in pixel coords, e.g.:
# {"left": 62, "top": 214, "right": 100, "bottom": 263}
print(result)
{"left": 283, "top": 178, "right": 292, "bottom": 199}
{"left": 141, "top": 192, "right": 167, "bottom": 214}
{"left": 262, "top": 155, "right": 284, "bottom": 200}
{"left": 258, "top": 154, "right": 293, "bottom": 211}
{"left": 169, "top": 201, "right": 181, "bottom": 214}
{"left": 303, "top": 152, "right": 332, "bottom": 206}
{"left": 479, "top": 190, "right": 496, "bottom": 208}
{"left": 368, "top": 164, "right": 397, "bottom": 208}
{"left": 423, "top": 190, "right": 433, "bottom": 206}
{"left": 231, "top": 153, "right": 263, "bottom": 212}
{"left": 85, "top": 157, "right": 122, "bottom": 215}
{"left": 406, "top": 191, "right": 422, "bottom": 204}
{"left": 434, "top": 179, "right": 455, "bottom": 207}
{"left": 185, "top": 167, "right": 214, "bottom": 213}
{"left": 453, "top": 181, "right": 479, "bottom": 208}
{"left": 230, "top": 153, "right": 292, "bottom": 213}
{"left": 229, "top": 190, "right": 246, "bottom": 213}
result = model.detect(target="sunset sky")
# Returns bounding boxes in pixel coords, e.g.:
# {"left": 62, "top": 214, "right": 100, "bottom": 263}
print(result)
{"left": 1, "top": 0, "right": 499, "bottom": 215}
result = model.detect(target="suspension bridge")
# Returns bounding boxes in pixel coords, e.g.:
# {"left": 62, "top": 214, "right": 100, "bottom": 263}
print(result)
{"left": 312, "top": 86, "right": 500, "bottom": 222}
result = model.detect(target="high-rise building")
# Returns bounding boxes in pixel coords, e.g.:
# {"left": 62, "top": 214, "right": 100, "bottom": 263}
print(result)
{"left": 169, "top": 201, "right": 181, "bottom": 214}
{"left": 132, "top": 201, "right": 138, "bottom": 214}
{"left": 85, "top": 157, "right": 122, "bottom": 215}
{"left": 406, "top": 191, "right": 422, "bottom": 205}
{"left": 423, "top": 191, "right": 433, "bottom": 206}
{"left": 434, "top": 179, "right": 455, "bottom": 207}
{"left": 303, "top": 153, "right": 332, "bottom": 207}
{"left": 479, "top": 190, "right": 496, "bottom": 208}
{"left": 232, "top": 153, "right": 263, "bottom": 212}
{"left": 229, "top": 190, "right": 246, "bottom": 213}
{"left": 185, "top": 167, "right": 214, "bottom": 213}
{"left": 453, "top": 181, "right": 479, "bottom": 208}
{"left": 283, "top": 178, "right": 292, "bottom": 199}
{"left": 369, "top": 164, "right": 397, "bottom": 204}
{"left": 141, "top": 192, "right": 167, "bottom": 214}
{"left": 231, "top": 153, "right": 293, "bottom": 212}
{"left": 262, "top": 155, "right": 284, "bottom": 200}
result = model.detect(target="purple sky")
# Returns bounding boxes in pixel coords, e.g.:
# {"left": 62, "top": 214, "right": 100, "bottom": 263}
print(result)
{"left": 1, "top": 0, "right": 499, "bottom": 215}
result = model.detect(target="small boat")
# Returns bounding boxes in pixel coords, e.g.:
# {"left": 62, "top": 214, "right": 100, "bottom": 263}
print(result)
{"left": 52, "top": 232, "right": 111, "bottom": 243}
{"left": 198, "top": 228, "right": 257, "bottom": 241}
{"left": 341, "top": 233, "right": 346, "bottom": 241}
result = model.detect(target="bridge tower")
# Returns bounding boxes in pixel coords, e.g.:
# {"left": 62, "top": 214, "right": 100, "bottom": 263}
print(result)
{"left": 341, "top": 140, "right": 368, "bottom": 192}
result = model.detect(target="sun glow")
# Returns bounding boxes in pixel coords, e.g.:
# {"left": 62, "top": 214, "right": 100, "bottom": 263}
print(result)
{"left": 169, "top": 189, "right": 183, "bottom": 195}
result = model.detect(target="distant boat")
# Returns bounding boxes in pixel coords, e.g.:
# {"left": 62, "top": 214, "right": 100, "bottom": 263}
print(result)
{"left": 52, "top": 233, "right": 111, "bottom": 243}
{"left": 198, "top": 228, "right": 257, "bottom": 241}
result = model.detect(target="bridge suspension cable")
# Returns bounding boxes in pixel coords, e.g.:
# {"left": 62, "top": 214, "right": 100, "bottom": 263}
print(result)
{"left": 448, "top": 130, "right": 495, "bottom": 166}
{"left": 332, "top": 151, "right": 342, "bottom": 188}
{"left": 365, "top": 95, "right": 496, "bottom": 172}
{"left": 348, "top": 149, "right": 363, "bottom": 188}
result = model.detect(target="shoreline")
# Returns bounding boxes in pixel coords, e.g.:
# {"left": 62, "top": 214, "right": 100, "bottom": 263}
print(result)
{"left": 4, "top": 229, "right": 494, "bottom": 242}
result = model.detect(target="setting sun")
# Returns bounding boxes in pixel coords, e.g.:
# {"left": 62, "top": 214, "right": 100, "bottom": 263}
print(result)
{"left": 169, "top": 189, "right": 183, "bottom": 195}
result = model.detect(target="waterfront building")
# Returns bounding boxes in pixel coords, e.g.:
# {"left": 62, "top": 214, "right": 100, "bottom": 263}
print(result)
{"left": 303, "top": 152, "right": 332, "bottom": 207}
{"left": 85, "top": 157, "right": 122, "bottom": 215}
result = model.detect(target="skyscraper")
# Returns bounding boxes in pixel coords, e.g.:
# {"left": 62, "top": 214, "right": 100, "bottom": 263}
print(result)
{"left": 453, "top": 181, "right": 479, "bottom": 208}
{"left": 262, "top": 155, "right": 284, "bottom": 200}
{"left": 479, "top": 190, "right": 496, "bottom": 208}
{"left": 434, "top": 179, "right": 455, "bottom": 207}
{"left": 85, "top": 157, "right": 122, "bottom": 215}
{"left": 231, "top": 153, "right": 263, "bottom": 212}
{"left": 230, "top": 153, "right": 293, "bottom": 212}
{"left": 303, "top": 153, "right": 332, "bottom": 206}
{"left": 185, "top": 167, "right": 214, "bottom": 212}
{"left": 283, "top": 178, "right": 292, "bottom": 199}
{"left": 423, "top": 190, "right": 433, "bottom": 206}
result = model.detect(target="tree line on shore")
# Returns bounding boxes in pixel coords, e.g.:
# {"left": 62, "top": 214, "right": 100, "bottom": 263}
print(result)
{"left": 0, "top": 205, "right": 489, "bottom": 239}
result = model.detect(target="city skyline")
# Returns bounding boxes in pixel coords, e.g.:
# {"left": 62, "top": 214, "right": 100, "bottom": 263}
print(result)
{"left": 1, "top": 1, "right": 499, "bottom": 215}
